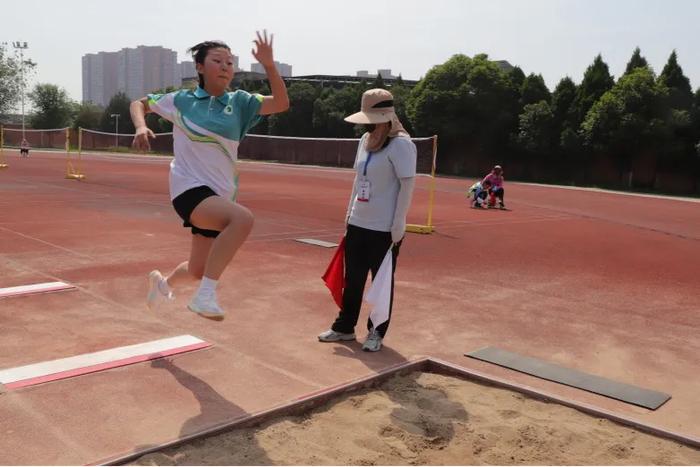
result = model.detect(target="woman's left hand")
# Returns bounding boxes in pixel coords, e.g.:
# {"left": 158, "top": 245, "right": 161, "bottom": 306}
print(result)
{"left": 391, "top": 223, "right": 405, "bottom": 244}
{"left": 252, "top": 30, "right": 274, "bottom": 68}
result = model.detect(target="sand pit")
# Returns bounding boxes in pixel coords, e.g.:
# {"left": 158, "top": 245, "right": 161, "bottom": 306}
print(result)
{"left": 132, "top": 372, "right": 700, "bottom": 465}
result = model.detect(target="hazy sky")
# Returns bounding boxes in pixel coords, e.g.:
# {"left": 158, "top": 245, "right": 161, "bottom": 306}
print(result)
{"left": 2, "top": 0, "right": 699, "bottom": 105}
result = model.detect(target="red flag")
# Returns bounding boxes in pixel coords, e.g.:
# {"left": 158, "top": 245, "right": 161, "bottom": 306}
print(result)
{"left": 322, "top": 237, "right": 345, "bottom": 308}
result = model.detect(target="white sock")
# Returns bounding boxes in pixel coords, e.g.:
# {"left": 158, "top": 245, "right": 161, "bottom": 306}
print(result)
{"left": 196, "top": 276, "right": 218, "bottom": 297}
{"left": 158, "top": 278, "right": 173, "bottom": 298}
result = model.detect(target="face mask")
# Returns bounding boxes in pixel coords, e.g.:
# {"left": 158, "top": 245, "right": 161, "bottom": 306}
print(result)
{"left": 364, "top": 124, "right": 377, "bottom": 133}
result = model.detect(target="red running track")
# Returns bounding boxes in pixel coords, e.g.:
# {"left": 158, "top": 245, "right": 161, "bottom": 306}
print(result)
{"left": 0, "top": 149, "right": 699, "bottom": 464}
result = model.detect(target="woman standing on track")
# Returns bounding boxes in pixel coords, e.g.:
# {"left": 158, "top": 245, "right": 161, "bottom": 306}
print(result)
{"left": 130, "top": 32, "right": 289, "bottom": 320}
{"left": 318, "top": 89, "right": 417, "bottom": 352}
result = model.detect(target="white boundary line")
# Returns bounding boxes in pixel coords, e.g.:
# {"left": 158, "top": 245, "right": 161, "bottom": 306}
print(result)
{"left": 515, "top": 181, "right": 700, "bottom": 203}
{"left": 0, "top": 335, "right": 210, "bottom": 389}
{"left": 0, "top": 281, "right": 76, "bottom": 299}
{"left": 295, "top": 238, "right": 339, "bottom": 248}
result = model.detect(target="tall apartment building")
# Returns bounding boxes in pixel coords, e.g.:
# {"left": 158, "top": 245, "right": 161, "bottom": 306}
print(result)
{"left": 82, "top": 52, "right": 120, "bottom": 107}
{"left": 251, "top": 61, "right": 292, "bottom": 77}
{"left": 82, "top": 46, "right": 222, "bottom": 106}
{"left": 178, "top": 61, "right": 197, "bottom": 82}
{"left": 117, "top": 46, "right": 177, "bottom": 102}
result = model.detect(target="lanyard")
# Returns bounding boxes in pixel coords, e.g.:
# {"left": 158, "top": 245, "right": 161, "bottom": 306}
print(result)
{"left": 362, "top": 152, "right": 374, "bottom": 177}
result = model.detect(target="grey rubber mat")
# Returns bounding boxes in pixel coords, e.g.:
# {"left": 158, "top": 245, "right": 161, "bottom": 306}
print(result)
{"left": 295, "top": 238, "right": 338, "bottom": 248}
{"left": 466, "top": 347, "right": 670, "bottom": 410}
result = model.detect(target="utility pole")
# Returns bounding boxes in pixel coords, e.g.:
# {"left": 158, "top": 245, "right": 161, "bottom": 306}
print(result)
{"left": 12, "top": 41, "right": 29, "bottom": 141}
{"left": 110, "top": 113, "right": 120, "bottom": 148}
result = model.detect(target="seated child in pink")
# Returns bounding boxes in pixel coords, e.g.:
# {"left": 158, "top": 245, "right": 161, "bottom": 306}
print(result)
{"left": 482, "top": 165, "right": 505, "bottom": 208}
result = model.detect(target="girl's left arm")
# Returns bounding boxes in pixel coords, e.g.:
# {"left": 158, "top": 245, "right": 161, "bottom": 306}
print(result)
{"left": 252, "top": 30, "right": 290, "bottom": 115}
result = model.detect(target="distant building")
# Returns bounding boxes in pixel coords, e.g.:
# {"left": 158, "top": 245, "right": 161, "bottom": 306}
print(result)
{"left": 230, "top": 71, "right": 267, "bottom": 88}
{"left": 494, "top": 60, "right": 515, "bottom": 72}
{"left": 355, "top": 69, "right": 397, "bottom": 80}
{"left": 284, "top": 74, "right": 418, "bottom": 89}
{"left": 82, "top": 46, "right": 238, "bottom": 105}
{"left": 82, "top": 51, "right": 120, "bottom": 107}
{"left": 177, "top": 61, "right": 197, "bottom": 82}
{"left": 117, "top": 46, "right": 177, "bottom": 101}
{"left": 251, "top": 61, "right": 292, "bottom": 77}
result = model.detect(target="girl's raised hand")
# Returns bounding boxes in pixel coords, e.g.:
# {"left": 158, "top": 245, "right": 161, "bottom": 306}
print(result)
{"left": 252, "top": 30, "right": 274, "bottom": 68}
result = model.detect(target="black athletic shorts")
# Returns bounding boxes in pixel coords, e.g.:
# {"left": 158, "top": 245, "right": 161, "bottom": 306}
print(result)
{"left": 172, "top": 186, "right": 220, "bottom": 238}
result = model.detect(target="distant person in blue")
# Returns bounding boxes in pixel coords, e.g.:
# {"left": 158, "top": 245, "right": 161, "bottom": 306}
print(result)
{"left": 468, "top": 179, "right": 492, "bottom": 208}
{"left": 130, "top": 32, "right": 289, "bottom": 321}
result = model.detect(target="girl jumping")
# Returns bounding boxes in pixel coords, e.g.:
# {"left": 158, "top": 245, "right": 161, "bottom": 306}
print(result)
{"left": 130, "top": 31, "right": 289, "bottom": 320}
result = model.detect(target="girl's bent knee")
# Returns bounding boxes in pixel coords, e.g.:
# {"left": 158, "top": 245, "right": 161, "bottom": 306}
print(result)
{"left": 234, "top": 206, "right": 255, "bottom": 230}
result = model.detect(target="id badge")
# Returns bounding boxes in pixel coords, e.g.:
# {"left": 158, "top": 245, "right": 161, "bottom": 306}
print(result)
{"left": 357, "top": 180, "right": 371, "bottom": 202}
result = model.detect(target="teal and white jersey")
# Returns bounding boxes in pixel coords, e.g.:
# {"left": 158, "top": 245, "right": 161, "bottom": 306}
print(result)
{"left": 148, "top": 86, "right": 263, "bottom": 201}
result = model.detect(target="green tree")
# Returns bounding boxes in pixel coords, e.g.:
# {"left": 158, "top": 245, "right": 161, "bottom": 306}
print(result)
{"left": 406, "top": 54, "right": 519, "bottom": 173}
{"left": 623, "top": 47, "right": 649, "bottom": 76}
{"left": 28, "top": 83, "right": 75, "bottom": 128}
{"left": 657, "top": 52, "right": 695, "bottom": 161}
{"left": 551, "top": 77, "right": 577, "bottom": 124}
{"left": 388, "top": 81, "right": 414, "bottom": 135}
{"left": 574, "top": 54, "right": 615, "bottom": 125}
{"left": 520, "top": 73, "right": 550, "bottom": 106}
{"left": 372, "top": 73, "right": 386, "bottom": 89}
{"left": 692, "top": 88, "right": 700, "bottom": 152}
{"left": 100, "top": 92, "right": 135, "bottom": 134}
{"left": 267, "top": 81, "right": 319, "bottom": 136}
{"left": 73, "top": 101, "right": 103, "bottom": 130}
{"left": 658, "top": 50, "right": 693, "bottom": 111}
{"left": 505, "top": 66, "right": 526, "bottom": 127}
{"left": 581, "top": 67, "right": 671, "bottom": 170}
{"left": 313, "top": 85, "right": 365, "bottom": 137}
{"left": 0, "top": 43, "right": 36, "bottom": 116}
{"left": 551, "top": 77, "right": 580, "bottom": 154}
{"left": 517, "top": 100, "right": 556, "bottom": 155}
{"left": 407, "top": 54, "right": 515, "bottom": 139}
{"left": 507, "top": 66, "right": 526, "bottom": 92}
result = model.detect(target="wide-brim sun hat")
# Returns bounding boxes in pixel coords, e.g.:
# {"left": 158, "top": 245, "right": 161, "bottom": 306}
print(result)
{"left": 344, "top": 88, "right": 396, "bottom": 124}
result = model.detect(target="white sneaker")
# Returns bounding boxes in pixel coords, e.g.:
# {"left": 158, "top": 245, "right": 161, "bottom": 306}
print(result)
{"left": 188, "top": 292, "right": 225, "bottom": 321}
{"left": 146, "top": 270, "right": 173, "bottom": 310}
{"left": 362, "top": 330, "right": 383, "bottom": 352}
{"left": 318, "top": 329, "right": 356, "bottom": 342}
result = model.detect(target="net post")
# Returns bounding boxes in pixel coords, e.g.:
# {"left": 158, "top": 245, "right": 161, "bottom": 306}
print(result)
{"left": 405, "top": 135, "right": 437, "bottom": 235}
{"left": 425, "top": 135, "right": 438, "bottom": 227}
{"left": 66, "top": 127, "right": 85, "bottom": 180}
{"left": 76, "top": 128, "right": 83, "bottom": 178}
{"left": 0, "top": 125, "right": 7, "bottom": 168}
